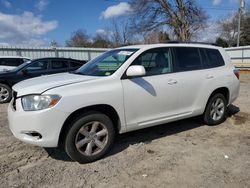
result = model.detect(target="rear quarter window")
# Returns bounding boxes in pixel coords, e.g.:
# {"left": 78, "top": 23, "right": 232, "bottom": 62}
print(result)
{"left": 205, "top": 49, "right": 225, "bottom": 68}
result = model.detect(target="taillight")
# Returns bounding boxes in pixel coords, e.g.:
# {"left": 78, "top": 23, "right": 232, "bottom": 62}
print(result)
{"left": 233, "top": 68, "right": 240, "bottom": 79}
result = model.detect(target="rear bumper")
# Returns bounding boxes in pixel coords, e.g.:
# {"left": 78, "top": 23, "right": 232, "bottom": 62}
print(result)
{"left": 229, "top": 79, "right": 240, "bottom": 105}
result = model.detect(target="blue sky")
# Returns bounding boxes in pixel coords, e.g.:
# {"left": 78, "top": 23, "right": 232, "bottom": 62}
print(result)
{"left": 0, "top": 0, "right": 247, "bottom": 46}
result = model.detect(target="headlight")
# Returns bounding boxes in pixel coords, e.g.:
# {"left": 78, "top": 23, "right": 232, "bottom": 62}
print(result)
{"left": 22, "top": 95, "right": 61, "bottom": 111}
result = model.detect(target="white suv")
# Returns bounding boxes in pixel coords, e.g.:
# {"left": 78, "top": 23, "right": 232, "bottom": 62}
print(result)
{"left": 8, "top": 44, "right": 240, "bottom": 163}
{"left": 0, "top": 56, "right": 30, "bottom": 72}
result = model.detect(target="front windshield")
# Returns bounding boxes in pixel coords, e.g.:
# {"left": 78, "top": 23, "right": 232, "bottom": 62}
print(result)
{"left": 75, "top": 49, "right": 138, "bottom": 76}
{"left": 12, "top": 61, "right": 31, "bottom": 71}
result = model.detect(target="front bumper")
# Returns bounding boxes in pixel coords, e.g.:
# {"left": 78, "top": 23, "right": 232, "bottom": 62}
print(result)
{"left": 8, "top": 98, "right": 70, "bottom": 147}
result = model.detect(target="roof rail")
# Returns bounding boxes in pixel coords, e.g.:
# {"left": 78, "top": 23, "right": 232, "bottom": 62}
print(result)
{"left": 165, "top": 41, "right": 217, "bottom": 46}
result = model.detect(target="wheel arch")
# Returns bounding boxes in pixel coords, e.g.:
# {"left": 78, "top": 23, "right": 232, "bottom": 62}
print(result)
{"left": 203, "top": 87, "right": 230, "bottom": 114}
{"left": 209, "top": 87, "right": 230, "bottom": 105}
{"left": 58, "top": 104, "right": 121, "bottom": 146}
{"left": 0, "top": 81, "right": 12, "bottom": 88}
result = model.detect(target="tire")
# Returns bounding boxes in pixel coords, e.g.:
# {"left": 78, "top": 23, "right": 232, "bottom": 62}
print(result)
{"left": 203, "top": 93, "right": 227, "bottom": 125}
{"left": 0, "top": 83, "right": 12, "bottom": 104}
{"left": 64, "top": 111, "right": 115, "bottom": 163}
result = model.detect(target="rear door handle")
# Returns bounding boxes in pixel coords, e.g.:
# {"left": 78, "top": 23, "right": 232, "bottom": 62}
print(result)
{"left": 206, "top": 75, "right": 214, "bottom": 79}
{"left": 168, "top": 80, "right": 177, "bottom": 85}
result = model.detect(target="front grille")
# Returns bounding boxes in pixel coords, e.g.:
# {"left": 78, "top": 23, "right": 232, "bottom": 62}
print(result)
{"left": 12, "top": 91, "right": 17, "bottom": 110}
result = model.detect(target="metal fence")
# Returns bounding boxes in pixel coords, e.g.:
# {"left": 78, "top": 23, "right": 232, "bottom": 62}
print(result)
{"left": 0, "top": 45, "right": 250, "bottom": 68}
{"left": 225, "top": 46, "right": 250, "bottom": 68}
{"left": 0, "top": 46, "right": 110, "bottom": 61}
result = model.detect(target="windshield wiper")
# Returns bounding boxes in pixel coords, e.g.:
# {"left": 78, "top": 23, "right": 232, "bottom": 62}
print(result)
{"left": 69, "top": 71, "right": 86, "bottom": 75}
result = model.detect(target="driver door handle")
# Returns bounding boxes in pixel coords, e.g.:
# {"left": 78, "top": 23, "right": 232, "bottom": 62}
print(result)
{"left": 168, "top": 79, "right": 177, "bottom": 85}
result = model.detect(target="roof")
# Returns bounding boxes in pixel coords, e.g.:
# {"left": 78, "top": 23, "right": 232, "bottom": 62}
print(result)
{"left": 30, "top": 57, "right": 85, "bottom": 61}
{"left": 118, "top": 43, "right": 221, "bottom": 51}
{"left": 0, "top": 56, "right": 31, "bottom": 59}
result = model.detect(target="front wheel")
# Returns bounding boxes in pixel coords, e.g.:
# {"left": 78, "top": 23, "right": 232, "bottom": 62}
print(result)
{"left": 0, "top": 83, "right": 12, "bottom": 104}
{"left": 64, "top": 112, "right": 115, "bottom": 163}
{"left": 203, "top": 93, "right": 227, "bottom": 125}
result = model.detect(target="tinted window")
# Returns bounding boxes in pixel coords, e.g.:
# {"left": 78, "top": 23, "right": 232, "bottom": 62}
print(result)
{"left": 0, "top": 58, "right": 22, "bottom": 66}
{"left": 70, "top": 61, "right": 82, "bottom": 68}
{"left": 174, "top": 47, "right": 202, "bottom": 71}
{"left": 206, "top": 49, "right": 225, "bottom": 68}
{"left": 51, "top": 60, "right": 68, "bottom": 69}
{"left": 25, "top": 60, "right": 48, "bottom": 71}
{"left": 132, "top": 48, "right": 173, "bottom": 76}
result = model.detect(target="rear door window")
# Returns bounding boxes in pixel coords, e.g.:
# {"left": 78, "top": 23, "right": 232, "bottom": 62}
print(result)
{"left": 174, "top": 47, "right": 202, "bottom": 71}
{"left": 69, "top": 61, "right": 82, "bottom": 68}
{"left": 205, "top": 49, "right": 225, "bottom": 68}
{"left": 51, "top": 60, "right": 69, "bottom": 69}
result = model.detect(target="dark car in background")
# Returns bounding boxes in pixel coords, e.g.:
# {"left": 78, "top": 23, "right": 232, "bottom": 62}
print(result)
{"left": 0, "top": 57, "right": 86, "bottom": 103}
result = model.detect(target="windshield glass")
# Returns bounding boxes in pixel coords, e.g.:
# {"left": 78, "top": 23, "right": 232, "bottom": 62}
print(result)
{"left": 75, "top": 49, "right": 138, "bottom": 76}
{"left": 12, "top": 61, "right": 31, "bottom": 71}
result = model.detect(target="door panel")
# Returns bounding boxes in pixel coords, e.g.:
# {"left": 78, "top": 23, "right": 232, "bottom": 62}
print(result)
{"left": 173, "top": 70, "right": 210, "bottom": 115}
{"left": 122, "top": 74, "right": 179, "bottom": 129}
{"left": 16, "top": 60, "right": 49, "bottom": 83}
{"left": 172, "top": 47, "right": 211, "bottom": 115}
{"left": 122, "top": 48, "right": 180, "bottom": 129}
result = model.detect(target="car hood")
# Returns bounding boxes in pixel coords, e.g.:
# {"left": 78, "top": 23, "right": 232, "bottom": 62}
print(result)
{"left": 13, "top": 73, "right": 100, "bottom": 97}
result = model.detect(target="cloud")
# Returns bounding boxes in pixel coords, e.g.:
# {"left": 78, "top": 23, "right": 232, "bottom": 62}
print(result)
{"left": 35, "top": 0, "right": 49, "bottom": 11}
{"left": 96, "top": 29, "right": 112, "bottom": 36}
{"left": 96, "top": 29, "right": 107, "bottom": 35}
{"left": 100, "top": 2, "right": 132, "bottom": 19}
{"left": 0, "top": 11, "right": 58, "bottom": 46}
{"left": 1, "top": 0, "right": 11, "bottom": 8}
{"left": 212, "top": 0, "right": 222, "bottom": 6}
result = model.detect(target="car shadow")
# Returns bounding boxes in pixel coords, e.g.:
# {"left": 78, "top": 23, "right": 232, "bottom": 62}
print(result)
{"left": 108, "top": 117, "right": 203, "bottom": 157}
{"left": 44, "top": 117, "right": 203, "bottom": 162}
{"left": 44, "top": 147, "right": 73, "bottom": 162}
{"left": 44, "top": 104, "right": 240, "bottom": 162}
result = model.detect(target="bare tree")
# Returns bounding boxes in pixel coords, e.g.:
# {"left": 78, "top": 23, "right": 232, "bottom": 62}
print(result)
{"left": 218, "top": 13, "right": 238, "bottom": 47}
{"left": 218, "top": 11, "right": 250, "bottom": 47}
{"left": 65, "top": 30, "right": 91, "bottom": 47}
{"left": 50, "top": 40, "right": 59, "bottom": 47}
{"left": 130, "top": 0, "right": 207, "bottom": 41}
{"left": 143, "top": 31, "right": 170, "bottom": 44}
{"left": 241, "top": 11, "right": 250, "bottom": 46}
{"left": 92, "top": 34, "right": 112, "bottom": 48}
{"left": 109, "top": 19, "right": 135, "bottom": 47}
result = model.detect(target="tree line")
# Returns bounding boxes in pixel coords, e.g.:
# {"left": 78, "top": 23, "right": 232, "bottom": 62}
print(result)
{"left": 54, "top": 0, "right": 250, "bottom": 48}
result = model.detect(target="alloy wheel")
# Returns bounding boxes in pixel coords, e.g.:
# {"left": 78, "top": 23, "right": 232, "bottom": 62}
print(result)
{"left": 75, "top": 121, "right": 109, "bottom": 156}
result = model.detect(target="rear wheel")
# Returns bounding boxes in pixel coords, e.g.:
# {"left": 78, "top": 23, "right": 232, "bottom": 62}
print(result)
{"left": 64, "top": 112, "right": 115, "bottom": 163}
{"left": 203, "top": 93, "right": 227, "bottom": 125}
{"left": 0, "top": 84, "right": 12, "bottom": 104}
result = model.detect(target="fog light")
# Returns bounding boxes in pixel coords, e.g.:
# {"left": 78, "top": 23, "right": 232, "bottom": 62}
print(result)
{"left": 21, "top": 131, "right": 42, "bottom": 139}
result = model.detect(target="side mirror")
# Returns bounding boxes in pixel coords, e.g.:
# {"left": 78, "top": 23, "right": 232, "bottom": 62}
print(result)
{"left": 126, "top": 65, "right": 146, "bottom": 77}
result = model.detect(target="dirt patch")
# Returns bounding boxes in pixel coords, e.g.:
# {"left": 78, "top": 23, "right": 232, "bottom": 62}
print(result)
{"left": 0, "top": 75, "right": 250, "bottom": 187}
{"left": 229, "top": 112, "right": 249, "bottom": 125}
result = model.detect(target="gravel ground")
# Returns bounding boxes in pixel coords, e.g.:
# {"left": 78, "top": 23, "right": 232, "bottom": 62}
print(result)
{"left": 0, "top": 74, "right": 250, "bottom": 188}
